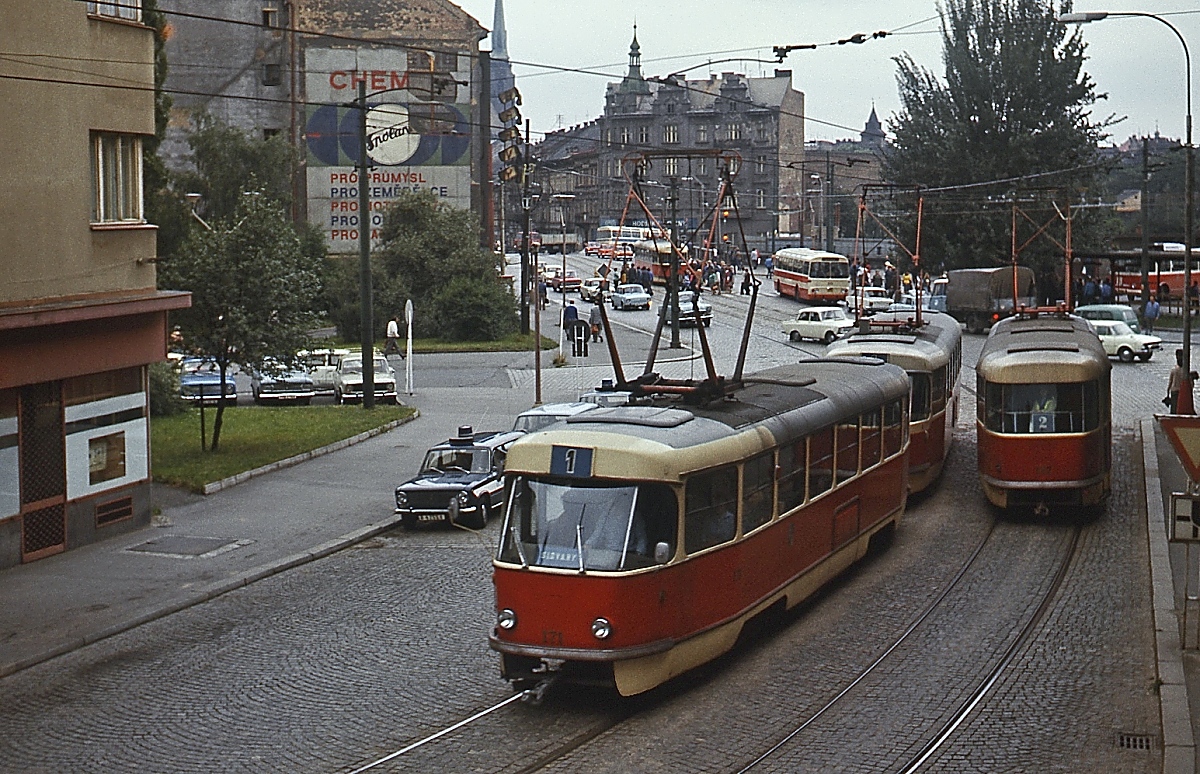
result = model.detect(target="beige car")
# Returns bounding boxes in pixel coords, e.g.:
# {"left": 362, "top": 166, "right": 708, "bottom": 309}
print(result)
{"left": 782, "top": 306, "right": 856, "bottom": 344}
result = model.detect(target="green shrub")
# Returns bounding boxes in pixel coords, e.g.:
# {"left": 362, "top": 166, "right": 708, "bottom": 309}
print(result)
{"left": 432, "top": 275, "right": 519, "bottom": 341}
{"left": 149, "top": 361, "right": 187, "bottom": 416}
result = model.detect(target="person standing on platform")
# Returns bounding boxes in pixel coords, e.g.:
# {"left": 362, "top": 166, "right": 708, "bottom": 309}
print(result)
{"left": 1144, "top": 296, "right": 1161, "bottom": 334}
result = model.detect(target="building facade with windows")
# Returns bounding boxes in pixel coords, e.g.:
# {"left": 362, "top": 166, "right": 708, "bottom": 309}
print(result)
{"left": 0, "top": 0, "right": 190, "bottom": 567}
{"left": 529, "top": 32, "right": 806, "bottom": 254}
{"left": 160, "top": 0, "right": 488, "bottom": 254}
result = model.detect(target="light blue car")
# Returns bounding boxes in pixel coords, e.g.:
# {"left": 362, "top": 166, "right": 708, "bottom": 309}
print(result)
{"left": 611, "top": 283, "right": 652, "bottom": 311}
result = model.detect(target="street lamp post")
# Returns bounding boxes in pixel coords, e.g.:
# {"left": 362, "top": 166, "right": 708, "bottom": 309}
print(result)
{"left": 1060, "top": 10, "right": 1193, "bottom": 412}
{"left": 551, "top": 193, "right": 575, "bottom": 307}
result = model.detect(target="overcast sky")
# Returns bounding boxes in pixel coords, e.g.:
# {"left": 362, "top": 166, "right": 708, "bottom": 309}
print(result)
{"left": 452, "top": 0, "right": 1198, "bottom": 147}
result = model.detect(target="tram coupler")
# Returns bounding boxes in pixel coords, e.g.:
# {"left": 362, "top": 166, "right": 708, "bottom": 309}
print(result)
{"left": 520, "top": 673, "right": 560, "bottom": 706}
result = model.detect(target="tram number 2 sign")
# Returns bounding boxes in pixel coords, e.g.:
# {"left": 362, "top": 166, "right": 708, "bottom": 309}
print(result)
{"left": 1170, "top": 493, "right": 1200, "bottom": 542}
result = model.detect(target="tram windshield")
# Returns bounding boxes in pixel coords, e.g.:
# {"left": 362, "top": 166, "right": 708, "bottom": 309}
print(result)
{"left": 982, "top": 381, "right": 1103, "bottom": 434}
{"left": 499, "top": 478, "right": 678, "bottom": 571}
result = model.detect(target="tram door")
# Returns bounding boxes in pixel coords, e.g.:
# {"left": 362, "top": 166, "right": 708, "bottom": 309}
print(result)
{"left": 19, "top": 382, "right": 66, "bottom": 562}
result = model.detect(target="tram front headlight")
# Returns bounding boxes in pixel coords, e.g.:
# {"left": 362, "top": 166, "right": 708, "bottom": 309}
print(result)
{"left": 498, "top": 609, "right": 517, "bottom": 630}
{"left": 591, "top": 617, "right": 612, "bottom": 640}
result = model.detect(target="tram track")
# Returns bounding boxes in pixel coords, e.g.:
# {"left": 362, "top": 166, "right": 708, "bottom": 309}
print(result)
{"left": 733, "top": 517, "right": 1083, "bottom": 773}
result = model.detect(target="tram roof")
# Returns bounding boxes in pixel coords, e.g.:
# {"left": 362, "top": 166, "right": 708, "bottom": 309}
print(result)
{"left": 826, "top": 312, "right": 961, "bottom": 371}
{"left": 505, "top": 360, "right": 910, "bottom": 481}
{"left": 977, "top": 314, "right": 1109, "bottom": 383}
{"left": 773, "top": 247, "right": 848, "bottom": 262}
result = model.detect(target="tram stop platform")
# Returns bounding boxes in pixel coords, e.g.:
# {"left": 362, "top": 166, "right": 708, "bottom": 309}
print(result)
{"left": 1147, "top": 416, "right": 1200, "bottom": 773}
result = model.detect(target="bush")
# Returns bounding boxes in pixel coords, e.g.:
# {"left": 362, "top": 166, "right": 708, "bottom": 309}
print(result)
{"left": 432, "top": 275, "right": 519, "bottom": 341}
{"left": 149, "top": 361, "right": 187, "bottom": 417}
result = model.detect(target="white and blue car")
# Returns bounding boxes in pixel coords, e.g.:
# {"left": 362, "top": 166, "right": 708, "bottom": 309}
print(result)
{"left": 611, "top": 283, "right": 652, "bottom": 311}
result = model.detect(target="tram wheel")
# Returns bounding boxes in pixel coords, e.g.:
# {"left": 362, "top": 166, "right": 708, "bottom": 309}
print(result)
{"left": 1118, "top": 346, "right": 1135, "bottom": 363}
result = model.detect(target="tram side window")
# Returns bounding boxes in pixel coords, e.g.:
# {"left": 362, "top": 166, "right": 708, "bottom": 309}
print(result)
{"left": 808, "top": 428, "right": 835, "bottom": 497}
{"left": 861, "top": 408, "right": 882, "bottom": 469}
{"left": 910, "top": 373, "right": 932, "bottom": 422}
{"left": 685, "top": 466, "right": 738, "bottom": 554}
{"left": 883, "top": 399, "right": 904, "bottom": 458}
{"left": 624, "top": 483, "right": 679, "bottom": 569}
{"left": 835, "top": 417, "right": 860, "bottom": 485}
{"left": 742, "top": 452, "right": 775, "bottom": 533}
{"left": 777, "top": 440, "right": 806, "bottom": 514}
{"left": 931, "top": 366, "right": 947, "bottom": 414}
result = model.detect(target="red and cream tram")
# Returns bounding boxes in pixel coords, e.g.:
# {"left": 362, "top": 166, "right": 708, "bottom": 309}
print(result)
{"left": 631, "top": 238, "right": 676, "bottom": 285}
{"left": 489, "top": 359, "right": 911, "bottom": 696}
{"left": 826, "top": 311, "right": 963, "bottom": 493}
{"left": 976, "top": 312, "right": 1112, "bottom": 510}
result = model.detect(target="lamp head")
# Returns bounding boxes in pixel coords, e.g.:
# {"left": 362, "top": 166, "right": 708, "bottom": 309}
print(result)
{"left": 1057, "top": 12, "right": 1109, "bottom": 23}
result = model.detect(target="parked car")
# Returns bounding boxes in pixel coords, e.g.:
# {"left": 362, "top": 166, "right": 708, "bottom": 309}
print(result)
{"left": 512, "top": 402, "right": 598, "bottom": 433}
{"left": 611, "top": 283, "right": 652, "bottom": 311}
{"left": 580, "top": 277, "right": 609, "bottom": 304}
{"left": 178, "top": 358, "right": 238, "bottom": 404}
{"left": 1091, "top": 319, "right": 1161, "bottom": 362}
{"left": 299, "top": 348, "right": 350, "bottom": 394}
{"left": 394, "top": 426, "right": 523, "bottom": 529}
{"left": 548, "top": 268, "right": 582, "bottom": 292}
{"left": 249, "top": 360, "right": 315, "bottom": 405}
{"left": 675, "top": 290, "right": 713, "bottom": 327}
{"left": 1075, "top": 304, "right": 1142, "bottom": 334}
{"left": 782, "top": 306, "right": 856, "bottom": 344}
{"left": 845, "top": 286, "right": 895, "bottom": 314}
{"left": 333, "top": 353, "right": 398, "bottom": 404}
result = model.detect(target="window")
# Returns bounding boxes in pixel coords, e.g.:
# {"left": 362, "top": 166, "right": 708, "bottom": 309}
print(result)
{"left": 756, "top": 189, "right": 766, "bottom": 209}
{"left": 620, "top": 126, "right": 632, "bottom": 146}
{"left": 664, "top": 124, "right": 679, "bottom": 144}
{"left": 261, "top": 63, "right": 282, "bottom": 86}
{"left": 729, "top": 123, "right": 742, "bottom": 141}
{"left": 664, "top": 157, "right": 678, "bottom": 176}
{"left": 756, "top": 155, "right": 768, "bottom": 174}
{"left": 756, "top": 122, "right": 769, "bottom": 141}
{"left": 261, "top": 3, "right": 279, "bottom": 27}
{"left": 697, "top": 158, "right": 708, "bottom": 176}
{"left": 983, "top": 381, "right": 1102, "bottom": 435}
{"left": 836, "top": 417, "right": 860, "bottom": 484}
{"left": 89, "top": 433, "right": 126, "bottom": 485}
{"left": 88, "top": 0, "right": 140, "bottom": 21}
{"left": 696, "top": 125, "right": 709, "bottom": 143}
{"left": 685, "top": 466, "right": 738, "bottom": 553}
{"left": 808, "top": 428, "right": 834, "bottom": 498}
{"left": 91, "top": 133, "right": 142, "bottom": 223}
{"left": 434, "top": 51, "right": 459, "bottom": 72}
{"left": 742, "top": 453, "right": 775, "bottom": 533}
{"left": 407, "top": 50, "right": 433, "bottom": 71}
{"left": 883, "top": 399, "right": 905, "bottom": 458}
{"left": 778, "top": 440, "right": 806, "bottom": 513}
{"left": 860, "top": 408, "right": 882, "bottom": 469}
{"left": 910, "top": 373, "right": 932, "bottom": 421}
{"left": 638, "top": 125, "right": 650, "bottom": 144}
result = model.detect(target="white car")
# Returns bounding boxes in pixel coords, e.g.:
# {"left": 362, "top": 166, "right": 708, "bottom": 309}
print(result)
{"left": 333, "top": 353, "right": 398, "bottom": 404}
{"left": 782, "top": 306, "right": 856, "bottom": 344}
{"left": 512, "top": 402, "right": 598, "bottom": 433}
{"left": 611, "top": 283, "right": 652, "bottom": 311}
{"left": 1091, "top": 320, "right": 1161, "bottom": 362}
{"left": 299, "top": 348, "right": 350, "bottom": 394}
{"left": 845, "top": 286, "right": 895, "bottom": 314}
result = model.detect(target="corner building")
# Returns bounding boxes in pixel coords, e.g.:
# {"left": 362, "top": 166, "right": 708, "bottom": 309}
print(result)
{"left": 0, "top": 1, "right": 189, "bottom": 567}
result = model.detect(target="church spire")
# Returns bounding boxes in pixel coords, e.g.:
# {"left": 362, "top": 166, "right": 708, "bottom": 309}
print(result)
{"left": 627, "top": 24, "right": 643, "bottom": 81}
{"left": 492, "top": 0, "right": 508, "bottom": 60}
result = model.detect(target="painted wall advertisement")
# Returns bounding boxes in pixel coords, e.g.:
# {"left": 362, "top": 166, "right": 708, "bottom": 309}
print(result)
{"left": 304, "top": 48, "right": 473, "bottom": 253}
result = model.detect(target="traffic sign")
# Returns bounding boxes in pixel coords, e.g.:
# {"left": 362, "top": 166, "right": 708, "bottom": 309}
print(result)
{"left": 1170, "top": 494, "right": 1200, "bottom": 542}
{"left": 1158, "top": 414, "right": 1200, "bottom": 482}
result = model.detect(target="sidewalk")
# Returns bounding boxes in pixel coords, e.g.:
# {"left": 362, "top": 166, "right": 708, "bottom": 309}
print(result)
{"left": 1147, "top": 418, "right": 1200, "bottom": 773}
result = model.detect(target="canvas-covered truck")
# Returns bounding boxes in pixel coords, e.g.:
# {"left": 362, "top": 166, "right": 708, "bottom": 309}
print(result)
{"left": 943, "top": 266, "right": 1037, "bottom": 333}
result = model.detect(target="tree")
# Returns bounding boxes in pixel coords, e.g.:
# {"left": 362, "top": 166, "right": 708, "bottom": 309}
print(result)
{"left": 159, "top": 194, "right": 322, "bottom": 450}
{"left": 363, "top": 192, "right": 517, "bottom": 342}
{"left": 885, "top": 0, "right": 1110, "bottom": 286}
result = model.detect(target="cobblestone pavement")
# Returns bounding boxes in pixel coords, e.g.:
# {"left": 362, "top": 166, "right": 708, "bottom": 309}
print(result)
{"left": 0, "top": 280, "right": 1170, "bottom": 772}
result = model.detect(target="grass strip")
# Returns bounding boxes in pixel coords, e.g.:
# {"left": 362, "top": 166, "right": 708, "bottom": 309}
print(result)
{"left": 152, "top": 404, "right": 414, "bottom": 492}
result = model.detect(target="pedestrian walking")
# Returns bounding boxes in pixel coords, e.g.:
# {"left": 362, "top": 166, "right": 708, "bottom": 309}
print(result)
{"left": 588, "top": 303, "right": 603, "bottom": 342}
{"left": 384, "top": 316, "right": 405, "bottom": 358}
{"left": 563, "top": 300, "right": 578, "bottom": 324}
{"left": 1168, "top": 349, "right": 1185, "bottom": 412}
{"left": 1144, "top": 296, "right": 1161, "bottom": 334}
{"left": 741, "top": 269, "right": 752, "bottom": 296}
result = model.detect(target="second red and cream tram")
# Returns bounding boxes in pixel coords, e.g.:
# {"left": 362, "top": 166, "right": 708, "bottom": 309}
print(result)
{"left": 976, "top": 313, "right": 1112, "bottom": 510}
{"left": 631, "top": 238, "right": 676, "bottom": 284}
{"left": 489, "top": 359, "right": 911, "bottom": 696}
{"left": 826, "top": 311, "right": 963, "bottom": 493}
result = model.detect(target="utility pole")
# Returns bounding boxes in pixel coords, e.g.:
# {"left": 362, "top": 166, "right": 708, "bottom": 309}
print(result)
{"left": 519, "top": 119, "right": 533, "bottom": 335}
{"left": 825, "top": 152, "right": 835, "bottom": 253}
{"left": 356, "top": 80, "right": 375, "bottom": 409}
{"left": 1141, "top": 137, "right": 1151, "bottom": 314}
{"left": 668, "top": 177, "right": 681, "bottom": 348}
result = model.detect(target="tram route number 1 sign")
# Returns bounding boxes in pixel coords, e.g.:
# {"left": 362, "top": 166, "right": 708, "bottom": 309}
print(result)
{"left": 1170, "top": 493, "right": 1200, "bottom": 542}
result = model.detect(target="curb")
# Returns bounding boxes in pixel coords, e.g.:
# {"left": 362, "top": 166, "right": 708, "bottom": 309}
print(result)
{"left": 200, "top": 411, "right": 419, "bottom": 495}
{"left": 0, "top": 514, "right": 407, "bottom": 679}
{"left": 1141, "top": 418, "right": 1196, "bottom": 774}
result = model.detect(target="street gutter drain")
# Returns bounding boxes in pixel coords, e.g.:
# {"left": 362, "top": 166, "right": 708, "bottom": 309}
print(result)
{"left": 1116, "top": 733, "right": 1155, "bottom": 751}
